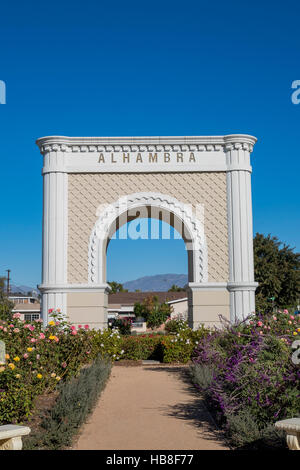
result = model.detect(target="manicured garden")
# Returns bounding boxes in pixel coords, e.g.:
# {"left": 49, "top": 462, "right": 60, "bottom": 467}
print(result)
{"left": 0, "top": 303, "right": 299, "bottom": 450}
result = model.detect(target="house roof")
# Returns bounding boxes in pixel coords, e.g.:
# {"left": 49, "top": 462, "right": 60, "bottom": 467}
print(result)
{"left": 12, "top": 303, "right": 41, "bottom": 312}
{"left": 108, "top": 291, "right": 187, "bottom": 306}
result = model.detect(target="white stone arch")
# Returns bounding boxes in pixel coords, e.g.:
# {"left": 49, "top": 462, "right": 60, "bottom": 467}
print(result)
{"left": 88, "top": 192, "right": 208, "bottom": 285}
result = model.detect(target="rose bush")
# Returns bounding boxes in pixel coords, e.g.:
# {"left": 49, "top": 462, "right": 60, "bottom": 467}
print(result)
{"left": 0, "top": 309, "right": 124, "bottom": 424}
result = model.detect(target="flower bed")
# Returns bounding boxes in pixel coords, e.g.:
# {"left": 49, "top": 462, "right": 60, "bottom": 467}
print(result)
{"left": 0, "top": 310, "right": 124, "bottom": 424}
{"left": 191, "top": 310, "right": 300, "bottom": 448}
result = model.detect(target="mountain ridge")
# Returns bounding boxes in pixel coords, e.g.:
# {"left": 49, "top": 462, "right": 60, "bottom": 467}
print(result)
{"left": 122, "top": 273, "right": 188, "bottom": 292}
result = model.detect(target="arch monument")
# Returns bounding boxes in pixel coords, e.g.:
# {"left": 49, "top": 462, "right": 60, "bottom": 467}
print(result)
{"left": 36, "top": 134, "right": 258, "bottom": 329}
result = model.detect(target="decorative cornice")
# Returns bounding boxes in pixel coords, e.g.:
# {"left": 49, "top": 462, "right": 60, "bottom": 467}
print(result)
{"left": 36, "top": 134, "right": 257, "bottom": 155}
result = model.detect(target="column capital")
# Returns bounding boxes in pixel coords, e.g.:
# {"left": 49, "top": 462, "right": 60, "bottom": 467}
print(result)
{"left": 224, "top": 134, "right": 257, "bottom": 153}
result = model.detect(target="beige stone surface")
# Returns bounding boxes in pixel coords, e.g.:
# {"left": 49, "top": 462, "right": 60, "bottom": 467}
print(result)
{"left": 68, "top": 172, "right": 229, "bottom": 284}
{"left": 72, "top": 365, "right": 228, "bottom": 450}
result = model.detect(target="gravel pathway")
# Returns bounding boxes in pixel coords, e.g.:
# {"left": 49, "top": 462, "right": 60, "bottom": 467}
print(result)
{"left": 72, "top": 364, "right": 229, "bottom": 450}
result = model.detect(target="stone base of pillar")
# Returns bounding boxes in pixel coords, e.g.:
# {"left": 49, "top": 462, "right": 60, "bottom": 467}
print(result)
{"left": 38, "top": 284, "right": 110, "bottom": 329}
{"left": 227, "top": 282, "right": 258, "bottom": 323}
{"left": 188, "top": 283, "right": 230, "bottom": 330}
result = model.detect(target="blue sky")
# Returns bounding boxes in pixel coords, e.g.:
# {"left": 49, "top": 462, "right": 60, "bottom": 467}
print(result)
{"left": 0, "top": 0, "right": 299, "bottom": 288}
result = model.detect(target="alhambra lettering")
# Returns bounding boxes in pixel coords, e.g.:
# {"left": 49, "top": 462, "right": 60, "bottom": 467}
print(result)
{"left": 98, "top": 152, "right": 197, "bottom": 164}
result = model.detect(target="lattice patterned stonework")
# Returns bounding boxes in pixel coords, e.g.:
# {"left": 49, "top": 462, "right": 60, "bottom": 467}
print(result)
{"left": 67, "top": 172, "right": 229, "bottom": 283}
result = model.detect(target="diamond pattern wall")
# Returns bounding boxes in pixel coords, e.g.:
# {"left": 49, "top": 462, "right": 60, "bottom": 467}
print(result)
{"left": 68, "top": 172, "right": 229, "bottom": 283}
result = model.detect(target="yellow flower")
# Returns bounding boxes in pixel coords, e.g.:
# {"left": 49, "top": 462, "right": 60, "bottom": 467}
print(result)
{"left": 297, "top": 328, "right": 300, "bottom": 332}
{"left": 48, "top": 321, "right": 55, "bottom": 326}
{"left": 8, "top": 363, "right": 15, "bottom": 370}
{"left": 36, "top": 373, "right": 43, "bottom": 379}
{"left": 5, "top": 354, "right": 9, "bottom": 360}
{"left": 56, "top": 376, "right": 61, "bottom": 381}
{"left": 49, "top": 335, "right": 55, "bottom": 340}
{"left": 293, "top": 331, "right": 298, "bottom": 336}
{"left": 13, "top": 356, "right": 20, "bottom": 362}
{"left": 27, "top": 347, "right": 33, "bottom": 352}
{"left": 15, "top": 374, "right": 21, "bottom": 378}
{"left": 51, "top": 373, "right": 56, "bottom": 378}
{"left": 0, "top": 366, "right": 5, "bottom": 372}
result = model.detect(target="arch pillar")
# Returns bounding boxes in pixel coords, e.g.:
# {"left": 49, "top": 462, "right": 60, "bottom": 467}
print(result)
{"left": 224, "top": 136, "right": 258, "bottom": 322}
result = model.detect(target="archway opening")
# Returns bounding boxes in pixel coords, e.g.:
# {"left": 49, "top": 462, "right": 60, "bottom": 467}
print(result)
{"left": 105, "top": 209, "right": 196, "bottom": 330}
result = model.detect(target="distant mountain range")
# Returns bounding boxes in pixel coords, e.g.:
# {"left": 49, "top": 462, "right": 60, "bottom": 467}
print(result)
{"left": 9, "top": 274, "right": 188, "bottom": 295}
{"left": 123, "top": 273, "right": 188, "bottom": 292}
{"left": 9, "top": 284, "right": 38, "bottom": 295}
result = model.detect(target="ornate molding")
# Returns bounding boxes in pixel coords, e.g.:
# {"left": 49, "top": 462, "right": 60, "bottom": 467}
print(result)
{"left": 88, "top": 192, "right": 208, "bottom": 285}
{"left": 36, "top": 134, "right": 257, "bottom": 155}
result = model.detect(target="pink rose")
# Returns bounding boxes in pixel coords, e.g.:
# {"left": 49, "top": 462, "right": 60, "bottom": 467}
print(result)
{"left": 70, "top": 325, "right": 76, "bottom": 330}
{"left": 39, "top": 333, "right": 45, "bottom": 339}
{"left": 84, "top": 325, "right": 89, "bottom": 330}
{"left": 13, "top": 328, "right": 20, "bottom": 333}
{"left": 29, "top": 325, "right": 35, "bottom": 332}
{"left": 283, "top": 309, "right": 288, "bottom": 314}
{"left": 273, "top": 316, "right": 277, "bottom": 321}
{"left": 61, "top": 362, "right": 67, "bottom": 368}
{"left": 71, "top": 330, "right": 77, "bottom": 335}
{"left": 257, "top": 321, "right": 263, "bottom": 327}
{"left": 78, "top": 325, "right": 82, "bottom": 329}
{"left": 290, "top": 316, "right": 295, "bottom": 320}
{"left": 12, "top": 313, "right": 21, "bottom": 319}
{"left": 30, "top": 338, "right": 37, "bottom": 343}
{"left": 23, "top": 353, "right": 28, "bottom": 359}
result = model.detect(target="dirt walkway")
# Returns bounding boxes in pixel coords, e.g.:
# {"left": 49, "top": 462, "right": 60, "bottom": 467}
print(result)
{"left": 73, "top": 365, "right": 228, "bottom": 450}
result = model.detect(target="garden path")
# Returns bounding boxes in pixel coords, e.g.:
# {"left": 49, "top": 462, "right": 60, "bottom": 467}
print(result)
{"left": 72, "top": 364, "right": 229, "bottom": 450}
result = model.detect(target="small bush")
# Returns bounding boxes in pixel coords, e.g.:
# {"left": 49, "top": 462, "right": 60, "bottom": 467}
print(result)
{"left": 23, "top": 355, "right": 111, "bottom": 450}
{"left": 165, "top": 316, "right": 189, "bottom": 334}
{"left": 161, "top": 326, "right": 210, "bottom": 363}
{"left": 225, "top": 410, "right": 286, "bottom": 449}
{"left": 121, "top": 334, "right": 163, "bottom": 361}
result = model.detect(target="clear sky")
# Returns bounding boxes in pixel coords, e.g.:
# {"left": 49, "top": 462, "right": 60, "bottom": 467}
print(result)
{"left": 0, "top": 0, "right": 299, "bottom": 288}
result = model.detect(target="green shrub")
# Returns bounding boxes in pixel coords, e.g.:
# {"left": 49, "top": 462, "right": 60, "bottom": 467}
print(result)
{"left": 120, "top": 334, "right": 163, "bottom": 360}
{"left": 165, "top": 316, "right": 189, "bottom": 334}
{"left": 161, "top": 326, "right": 210, "bottom": 363}
{"left": 91, "top": 328, "right": 123, "bottom": 361}
{"left": 224, "top": 410, "right": 286, "bottom": 449}
{"left": 23, "top": 355, "right": 111, "bottom": 450}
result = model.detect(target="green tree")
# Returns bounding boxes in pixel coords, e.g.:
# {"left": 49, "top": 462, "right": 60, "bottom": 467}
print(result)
{"left": 134, "top": 295, "right": 173, "bottom": 329}
{"left": 254, "top": 233, "right": 300, "bottom": 311}
{"left": 108, "top": 281, "right": 128, "bottom": 294}
{"left": 168, "top": 284, "right": 186, "bottom": 292}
